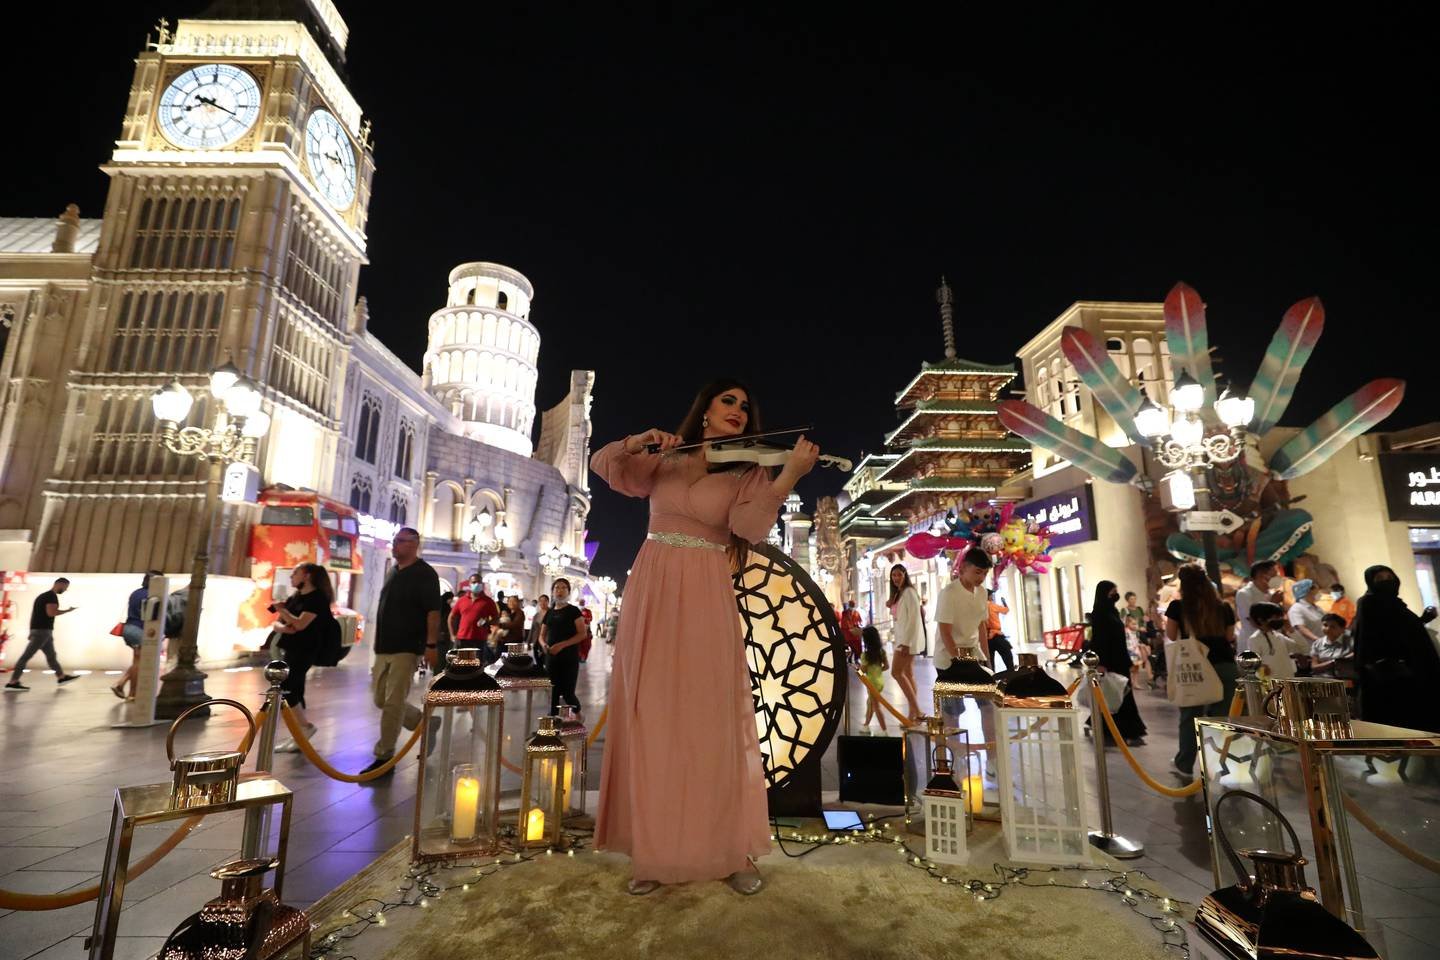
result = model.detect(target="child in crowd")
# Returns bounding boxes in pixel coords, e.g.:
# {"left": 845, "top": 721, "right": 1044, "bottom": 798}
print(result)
{"left": 859, "top": 625, "right": 889, "bottom": 734}
{"left": 1311, "top": 612, "right": 1356, "bottom": 679}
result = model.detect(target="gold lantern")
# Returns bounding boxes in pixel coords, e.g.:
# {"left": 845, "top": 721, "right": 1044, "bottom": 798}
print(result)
{"left": 557, "top": 704, "right": 588, "bottom": 820}
{"left": 518, "top": 715, "right": 567, "bottom": 849}
{"left": 412, "top": 648, "right": 505, "bottom": 864}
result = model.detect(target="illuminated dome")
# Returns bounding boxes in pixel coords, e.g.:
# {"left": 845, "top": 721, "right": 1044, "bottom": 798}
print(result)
{"left": 423, "top": 262, "right": 539, "bottom": 456}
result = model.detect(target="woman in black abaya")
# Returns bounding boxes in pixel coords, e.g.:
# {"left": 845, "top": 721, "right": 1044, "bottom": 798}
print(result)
{"left": 1086, "top": 580, "right": 1147, "bottom": 745}
{"left": 1352, "top": 564, "right": 1440, "bottom": 733}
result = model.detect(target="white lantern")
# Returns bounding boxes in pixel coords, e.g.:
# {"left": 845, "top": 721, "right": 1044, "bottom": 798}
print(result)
{"left": 1161, "top": 470, "right": 1197, "bottom": 512}
{"left": 1134, "top": 395, "right": 1170, "bottom": 439}
{"left": 151, "top": 380, "right": 194, "bottom": 424}
{"left": 208, "top": 360, "right": 241, "bottom": 399}
{"left": 1172, "top": 368, "right": 1205, "bottom": 413}
{"left": 995, "top": 691, "right": 1091, "bottom": 865}
{"left": 922, "top": 738, "right": 969, "bottom": 867}
{"left": 1214, "top": 388, "right": 1255, "bottom": 429}
{"left": 224, "top": 376, "right": 263, "bottom": 418}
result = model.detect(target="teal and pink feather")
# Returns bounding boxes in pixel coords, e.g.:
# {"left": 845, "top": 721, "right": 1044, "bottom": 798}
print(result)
{"left": 1060, "top": 327, "right": 1149, "bottom": 446}
{"left": 1268, "top": 378, "right": 1406, "bottom": 480}
{"left": 1163, "top": 282, "right": 1217, "bottom": 406}
{"left": 1249, "top": 297, "right": 1324, "bottom": 434}
{"left": 998, "top": 400, "right": 1138, "bottom": 484}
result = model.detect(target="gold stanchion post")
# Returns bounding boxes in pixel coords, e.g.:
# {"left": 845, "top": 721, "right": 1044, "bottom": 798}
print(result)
{"left": 1083, "top": 652, "right": 1144, "bottom": 859}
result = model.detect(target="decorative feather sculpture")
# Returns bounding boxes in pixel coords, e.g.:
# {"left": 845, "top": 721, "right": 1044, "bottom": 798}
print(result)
{"left": 1249, "top": 297, "right": 1325, "bottom": 434}
{"left": 1163, "top": 282, "right": 1217, "bottom": 406}
{"left": 1268, "top": 378, "right": 1406, "bottom": 480}
{"left": 997, "top": 400, "right": 1138, "bottom": 484}
{"left": 1060, "top": 327, "right": 1149, "bottom": 447}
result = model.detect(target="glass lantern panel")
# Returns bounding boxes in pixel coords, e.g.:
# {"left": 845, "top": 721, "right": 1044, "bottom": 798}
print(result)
{"left": 418, "top": 703, "right": 500, "bottom": 857}
{"left": 524, "top": 756, "right": 560, "bottom": 843}
{"left": 999, "top": 707, "right": 1087, "bottom": 863}
{"left": 564, "top": 738, "right": 586, "bottom": 816}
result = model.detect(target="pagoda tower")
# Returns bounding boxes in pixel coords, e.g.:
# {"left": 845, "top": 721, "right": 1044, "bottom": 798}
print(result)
{"left": 870, "top": 278, "right": 1032, "bottom": 525}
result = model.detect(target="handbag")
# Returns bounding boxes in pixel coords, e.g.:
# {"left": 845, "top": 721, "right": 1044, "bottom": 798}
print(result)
{"left": 1165, "top": 638, "right": 1224, "bottom": 707}
{"left": 1075, "top": 670, "right": 1130, "bottom": 715}
{"left": 110, "top": 622, "right": 125, "bottom": 637}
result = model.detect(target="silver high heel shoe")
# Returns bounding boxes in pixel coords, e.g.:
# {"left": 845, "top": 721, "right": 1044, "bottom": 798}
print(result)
{"left": 627, "top": 879, "right": 660, "bottom": 896}
{"left": 725, "top": 861, "right": 763, "bottom": 896}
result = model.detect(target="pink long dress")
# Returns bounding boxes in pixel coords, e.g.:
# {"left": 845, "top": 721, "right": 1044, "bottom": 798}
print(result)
{"left": 591, "top": 439, "right": 784, "bottom": 883}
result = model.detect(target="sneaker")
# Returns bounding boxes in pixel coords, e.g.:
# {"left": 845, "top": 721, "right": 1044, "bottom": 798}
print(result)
{"left": 274, "top": 739, "right": 299, "bottom": 754}
{"left": 4, "top": 682, "right": 28, "bottom": 692}
{"left": 56, "top": 674, "right": 81, "bottom": 685}
{"left": 1171, "top": 759, "right": 1193, "bottom": 779}
{"left": 1125, "top": 737, "right": 1147, "bottom": 747}
{"left": 360, "top": 756, "right": 394, "bottom": 779}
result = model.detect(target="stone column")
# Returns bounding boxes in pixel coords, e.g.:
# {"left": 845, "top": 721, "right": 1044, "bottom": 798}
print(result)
{"left": 420, "top": 470, "right": 436, "bottom": 534}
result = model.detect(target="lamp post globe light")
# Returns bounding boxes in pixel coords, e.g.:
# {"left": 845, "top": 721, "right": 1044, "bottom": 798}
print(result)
{"left": 1136, "top": 371, "right": 1253, "bottom": 584}
{"left": 148, "top": 363, "right": 270, "bottom": 717}
{"left": 539, "top": 543, "right": 571, "bottom": 577}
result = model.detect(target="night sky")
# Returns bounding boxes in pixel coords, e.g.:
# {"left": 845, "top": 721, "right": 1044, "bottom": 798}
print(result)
{"left": 4, "top": 5, "right": 1434, "bottom": 581}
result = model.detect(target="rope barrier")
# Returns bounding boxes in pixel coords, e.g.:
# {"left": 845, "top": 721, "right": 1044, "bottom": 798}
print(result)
{"left": 0, "top": 712, "right": 261, "bottom": 911}
{"left": 587, "top": 706, "right": 608, "bottom": 747}
{"left": 1093, "top": 682, "right": 1205, "bottom": 798}
{"left": 1341, "top": 793, "right": 1440, "bottom": 875}
{"left": 280, "top": 704, "right": 423, "bottom": 782}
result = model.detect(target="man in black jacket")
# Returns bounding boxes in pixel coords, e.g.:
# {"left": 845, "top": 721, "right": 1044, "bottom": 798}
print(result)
{"left": 361, "top": 528, "right": 442, "bottom": 776}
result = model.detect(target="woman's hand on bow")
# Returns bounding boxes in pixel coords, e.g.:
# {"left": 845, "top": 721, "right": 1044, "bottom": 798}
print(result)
{"left": 625, "top": 429, "right": 682, "bottom": 454}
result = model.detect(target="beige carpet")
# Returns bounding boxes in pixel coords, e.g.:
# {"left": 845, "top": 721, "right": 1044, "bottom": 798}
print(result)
{"left": 306, "top": 824, "right": 1188, "bottom": 960}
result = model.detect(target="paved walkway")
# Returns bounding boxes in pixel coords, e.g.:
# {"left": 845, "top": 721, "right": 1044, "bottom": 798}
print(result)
{"left": 2, "top": 644, "right": 1437, "bottom": 959}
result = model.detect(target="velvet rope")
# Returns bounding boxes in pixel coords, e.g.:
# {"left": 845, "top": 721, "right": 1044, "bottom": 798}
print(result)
{"left": 0, "top": 711, "right": 262, "bottom": 912}
{"left": 280, "top": 703, "right": 423, "bottom": 782}
{"left": 1340, "top": 793, "right": 1440, "bottom": 875}
{"left": 1090, "top": 681, "right": 1241, "bottom": 799}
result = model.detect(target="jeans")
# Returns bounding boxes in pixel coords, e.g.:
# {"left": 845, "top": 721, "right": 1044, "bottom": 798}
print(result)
{"left": 12, "top": 630, "right": 63, "bottom": 677}
{"left": 548, "top": 654, "right": 580, "bottom": 714}
{"left": 371, "top": 652, "right": 422, "bottom": 758}
{"left": 989, "top": 634, "right": 1015, "bottom": 672}
{"left": 1175, "top": 659, "right": 1239, "bottom": 774}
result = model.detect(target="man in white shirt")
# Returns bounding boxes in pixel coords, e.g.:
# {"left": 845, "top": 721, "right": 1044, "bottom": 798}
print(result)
{"left": 936, "top": 548, "right": 992, "bottom": 669}
{"left": 1235, "top": 560, "right": 1282, "bottom": 655}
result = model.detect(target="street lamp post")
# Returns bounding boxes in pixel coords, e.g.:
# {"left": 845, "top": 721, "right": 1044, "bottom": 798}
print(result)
{"left": 539, "top": 543, "right": 571, "bottom": 578}
{"left": 149, "top": 363, "right": 270, "bottom": 718}
{"left": 593, "top": 575, "right": 616, "bottom": 620}
{"left": 1135, "top": 371, "right": 1254, "bottom": 586}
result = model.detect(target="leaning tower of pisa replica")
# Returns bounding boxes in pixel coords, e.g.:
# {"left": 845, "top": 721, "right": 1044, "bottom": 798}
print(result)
{"left": 423, "top": 262, "right": 540, "bottom": 456}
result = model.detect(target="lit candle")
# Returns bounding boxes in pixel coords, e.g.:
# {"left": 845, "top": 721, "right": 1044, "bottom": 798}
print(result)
{"left": 965, "top": 775, "right": 985, "bottom": 814}
{"left": 562, "top": 757, "right": 573, "bottom": 805}
{"left": 526, "top": 806, "right": 546, "bottom": 842}
{"left": 452, "top": 776, "right": 480, "bottom": 841}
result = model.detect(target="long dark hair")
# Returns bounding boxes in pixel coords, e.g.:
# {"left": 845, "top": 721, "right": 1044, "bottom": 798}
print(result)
{"left": 1176, "top": 563, "right": 1226, "bottom": 639}
{"left": 674, "top": 378, "right": 770, "bottom": 572}
{"left": 887, "top": 563, "right": 914, "bottom": 605}
{"left": 297, "top": 563, "right": 335, "bottom": 606}
{"left": 860, "top": 624, "right": 887, "bottom": 670}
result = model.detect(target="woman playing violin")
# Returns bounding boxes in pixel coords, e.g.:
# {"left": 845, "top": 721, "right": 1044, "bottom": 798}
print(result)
{"left": 591, "top": 378, "right": 820, "bottom": 896}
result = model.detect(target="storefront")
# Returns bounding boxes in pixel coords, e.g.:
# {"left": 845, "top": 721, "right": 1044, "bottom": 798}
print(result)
{"left": 1378, "top": 450, "right": 1440, "bottom": 609}
{"left": 1001, "top": 468, "right": 1152, "bottom": 647}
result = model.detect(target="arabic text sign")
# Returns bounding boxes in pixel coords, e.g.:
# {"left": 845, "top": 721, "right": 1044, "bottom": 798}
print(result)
{"left": 1014, "top": 484, "right": 1097, "bottom": 549}
{"left": 1379, "top": 452, "right": 1440, "bottom": 523}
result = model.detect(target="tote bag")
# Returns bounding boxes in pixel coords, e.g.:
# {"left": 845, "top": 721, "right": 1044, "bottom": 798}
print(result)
{"left": 1165, "top": 638, "right": 1223, "bottom": 707}
{"left": 1074, "top": 670, "right": 1130, "bottom": 716}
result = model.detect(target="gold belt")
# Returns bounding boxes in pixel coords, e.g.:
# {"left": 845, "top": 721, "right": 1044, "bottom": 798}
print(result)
{"left": 647, "top": 531, "right": 727, "bottom": 551}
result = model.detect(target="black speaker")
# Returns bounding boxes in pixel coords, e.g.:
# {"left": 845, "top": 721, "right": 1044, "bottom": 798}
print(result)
{"left": 837, "top": 735, "right": 905, "bottom": 806}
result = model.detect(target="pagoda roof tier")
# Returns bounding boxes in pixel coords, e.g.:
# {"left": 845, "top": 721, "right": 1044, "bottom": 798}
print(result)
{"left": 876, "top": 443, "right": 1032, "bottom": 484}
{"left": 894, "top": 358, "right": 1017, "bottom": 408}
{"left": 884, "top": 400, "right": 1002, "bottom": 445}
{"left": 873, "top": 476, "right": 1005, "bottom": 517}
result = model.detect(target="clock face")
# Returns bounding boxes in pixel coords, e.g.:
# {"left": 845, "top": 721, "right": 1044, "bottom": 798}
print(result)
{"left": 157, "top": 64, "right": 262, "bottom": 149}
{"left": 304, "top": 109, "right": 358, "bottom": 209}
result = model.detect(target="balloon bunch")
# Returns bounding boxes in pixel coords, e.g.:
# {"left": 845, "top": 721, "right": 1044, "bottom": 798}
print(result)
{"left": 904, "top": 502, "right": 1003, "bottom": 560}
{"left": 991, "top": 504, "right": 1053, "bottom": 575}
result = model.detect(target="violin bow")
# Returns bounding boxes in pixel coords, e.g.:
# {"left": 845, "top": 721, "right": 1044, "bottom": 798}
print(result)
{"left": 643, "top": 424, "right": 813, "bottom": 454}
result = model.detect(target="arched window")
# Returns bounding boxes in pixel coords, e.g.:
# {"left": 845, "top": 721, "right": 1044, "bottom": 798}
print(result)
{"left": 349, "top": 476, "right": 372, "bottom": 514}
{"left": 466, "top": 287, "right": 476, "bottom": 305}
{"left": 355, "top": 395, "right": 382, "bottom": 464}
{"left": 394, "top": 421, "right": 414, "bottom": 478}
{"left": 388, "top": 494, "right": 407, "bottom": 526}
{"left": 497, "top": 290, "right": 508, "bottom": 310}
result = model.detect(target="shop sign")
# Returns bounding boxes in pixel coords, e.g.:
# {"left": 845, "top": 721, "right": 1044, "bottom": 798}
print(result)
{"left": 1015, "top": 485, "right": 1097, "bottom": 549}
{"left": 1378, "top": 452, "right": 1440, "bottom": 522}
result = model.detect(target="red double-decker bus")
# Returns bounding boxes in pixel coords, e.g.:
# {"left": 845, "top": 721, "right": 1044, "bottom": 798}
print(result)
{"left": 238, "top": 488, "right": 364, "bottom": 647}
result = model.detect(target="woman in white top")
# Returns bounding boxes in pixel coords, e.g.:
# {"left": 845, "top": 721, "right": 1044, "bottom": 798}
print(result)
{"left": 886, "top": 564, "right": 925, "bottom": 723}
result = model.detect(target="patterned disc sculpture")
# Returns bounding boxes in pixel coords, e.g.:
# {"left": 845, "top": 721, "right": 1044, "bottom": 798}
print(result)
{"left": 733, "top": 543, "right": 847, "bottom": 812}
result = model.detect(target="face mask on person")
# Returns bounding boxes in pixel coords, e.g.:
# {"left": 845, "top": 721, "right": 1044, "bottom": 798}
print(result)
{"left": 470, "top": 585, "right": 483, "bottom": 596}
{"left": 1109, "top": 592, "right": 1120, "bottom": 603}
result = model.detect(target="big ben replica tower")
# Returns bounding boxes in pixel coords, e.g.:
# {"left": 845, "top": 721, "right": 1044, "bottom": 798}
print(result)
{"left": 22, "top": 2, "right": 373, "bottom": 709}
{"left": 33, "top": 1, "right": 372, "bottom": 571}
